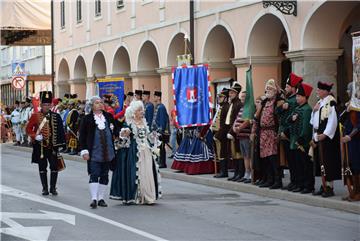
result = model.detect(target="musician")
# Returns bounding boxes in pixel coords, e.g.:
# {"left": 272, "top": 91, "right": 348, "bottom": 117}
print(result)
{"left": 340, "top": 82, "right": 360, "bottom": 201}
{"left": 152, "top": 91, "right": 169, "bottom": 168}
{"left": 26, "top": 91, "right": 66, "bottom": 195}
{"left": 288, "top": 83, "right": 314, "bottom": 193}
{"left": 310, "top": 81, "right": 341, "bottom": 197}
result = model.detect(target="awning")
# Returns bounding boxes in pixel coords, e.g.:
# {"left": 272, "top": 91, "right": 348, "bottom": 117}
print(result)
{"left": 0, "top": 0, "right": 51, "bottom": 45}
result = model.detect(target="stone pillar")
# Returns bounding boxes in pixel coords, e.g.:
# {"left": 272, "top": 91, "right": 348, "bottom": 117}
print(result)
{"left": 157, "top": 67, "right": 173, "bottom": 112}
{"left": 286, "top": 49, "right": 343, "bottom": 106}
{"left": 232, "top": 56, "right": 283, "bottom": 99}
{"left": 85, "top": 78, "right": 96, "bottom": 100}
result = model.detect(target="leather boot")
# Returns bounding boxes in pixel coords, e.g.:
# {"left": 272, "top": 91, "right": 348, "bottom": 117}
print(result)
{"left": 50, "top": 171, "right": 58, "bottom": 195}
{"left": 350, "top": 175, "right": 360, "bottom": 201}
{"left": 269, "top": 157, "right": 282, "bottom": 189}
{"left": 228, "top": 159, "right": 240, "bottom": 181}
{"left": 39, "top": 171, "right": 49, "bottom": 195}
{"left": 214, "top": 159, "right": 228, "bottom": 178}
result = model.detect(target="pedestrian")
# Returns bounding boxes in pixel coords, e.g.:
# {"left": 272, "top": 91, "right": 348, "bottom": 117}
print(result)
{"left": 310, "top": 81, "right": 341, "bottom": 197}
{"left": 110, "top": 100, "right": 161, "bottom": 205}
{"left": 10, "top": 100, "right": 21, "bottom": 146}
{"left": 79, "top": 96, "right": 118, "bottom": 208}
{"left": 26, "top": 91, "right": 66, "bottom": 195}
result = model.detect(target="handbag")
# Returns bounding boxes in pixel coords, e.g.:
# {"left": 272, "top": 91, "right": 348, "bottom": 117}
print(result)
{"left": 56, "top": 153, "right": 66, "bottom": 171}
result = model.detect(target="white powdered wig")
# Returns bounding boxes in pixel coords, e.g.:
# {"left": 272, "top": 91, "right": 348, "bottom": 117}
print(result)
{"left": 125, "top": 100, "right": 144, "bottom": 123}
{"left": 89, "top": 95, "right": 102, "bottom": 108}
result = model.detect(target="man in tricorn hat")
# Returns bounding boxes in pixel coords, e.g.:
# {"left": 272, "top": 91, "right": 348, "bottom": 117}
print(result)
{"left": 310, "top": 81, "right": 341, "bottom": 197}
{"left": 26, "top": 91, "right": 66, "bottom": 195}
{"left": 152, "top": 91, "right": 169, "bottom": 168}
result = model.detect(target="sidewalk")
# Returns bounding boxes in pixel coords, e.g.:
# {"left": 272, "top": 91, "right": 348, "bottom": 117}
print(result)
{"left": 4, "top": 143, "right": 359, "bottom": 214}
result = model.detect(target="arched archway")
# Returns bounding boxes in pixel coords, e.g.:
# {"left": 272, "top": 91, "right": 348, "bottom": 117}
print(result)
{"left": 135, "top": 40, "right": 161, "bottom": 94}
{"left": 91, "top": 51, "right": 107, "bottom": 77}
{"left": 57, "top": 58, "right": 71, "bottom": 98}
{"left": 167, "top": 32, "right": 190, "bottom": 67}
{"left": 246, "top": 13, "right": 290, "bottom": 97}
{"left": 301, "top": 1, "right": 360, "bottom": 105}
{"left": 72, "top": 55, "right": 87, "bottom": 100}
{"left": 112, "top": 46, "right": 132, "bottom": 93}
{"left": 202, "top": 25, "right": 236, "bottom": 99}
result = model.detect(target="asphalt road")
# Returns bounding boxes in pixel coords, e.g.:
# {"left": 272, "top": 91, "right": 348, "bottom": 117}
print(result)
{"left": 1, "top": 144, "right": 359, "bottom": 241}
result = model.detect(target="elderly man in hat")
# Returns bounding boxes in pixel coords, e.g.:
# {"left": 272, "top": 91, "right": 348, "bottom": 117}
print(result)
{"left": 26, "top": 91, "right": 66, "bottom": 195}
{"left": 225, "top": 82, "right": 243, "bottom": 181}
{"left": 79, "top": 96, "right": 118, "bottom": 208}
{"left": 143, "top": 90, "right": 154, "bottom": 129}
{"left": 213, "top": 88, "right": 230, "bottom": 176}
{"left": 310, "top": 81, "right": 341, "bottom": 197}
{"left": 253, "top": 79, "right": 282, "bottom": 189}
{"left": 152, "top": 91, "right": 170, "bottom": 168}
{"left": 288, "top": 82, "right": 314, "bottom": 193}
{"left": 277, "top": 73, "right": 303, "bottom": 191}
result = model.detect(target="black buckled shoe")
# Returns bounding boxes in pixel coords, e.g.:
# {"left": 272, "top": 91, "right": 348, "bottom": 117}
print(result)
{"left": 98, "top": 199, "right": 108, "bottom": 207}
{"left": 259, "top": 181, "right": 274, "bottom": 188}
{"left": 50, "top": 188, "right": 58, "bottom": 196}
{"left": 236, "top": 177, "right": 246, "bottom": 183}
{"left": 269, "top": 182, "right": 283, "bottom": 190}
{"left": 321, "top": 187, "right": 334, "bottom": 198}
{"left": 292, "top": 187, "right": 303, "bottom": 193}
{"left": 90, "top": 200, "right": 97, "bottom": 209}
{"left": 42, "top": 188, "right": 49, "bottom": 196}
{"left": 300, "top": 188, "right": 314, "bottom": 194}
{"left": 312, "top": 186, "right": 324, "bottom": 196}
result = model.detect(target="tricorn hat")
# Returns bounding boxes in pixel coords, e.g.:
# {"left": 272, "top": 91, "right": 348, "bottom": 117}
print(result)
{"left": 40, "top": 91, "right": 53, "bottom": 104}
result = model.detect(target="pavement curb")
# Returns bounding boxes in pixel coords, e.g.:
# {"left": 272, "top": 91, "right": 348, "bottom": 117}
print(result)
{"left": 4, "top": 144, "right": 359, "bottom": 214}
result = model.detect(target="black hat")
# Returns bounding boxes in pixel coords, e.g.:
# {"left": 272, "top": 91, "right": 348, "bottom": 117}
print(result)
{"left": 64, "top": 93, "right": 70, "bottom": 99}
{"left": 218, "top": 88, "right": 229, "bottom": 97}
{"left": 143, "top": 90, "right": 151, "bottom": 95}
{"left": 40, "top": 91, "right": 53, "bottom": 104}
{"left": 229, "top": 82, "right": 242, "bottom": 93}
{"left": 127, "top": 91, "right": 134, "bottom": 97}
{"left": 135, "top": 90, "right": 142, "bottom": 96}
{"left": 25, "top": 97, "right": 32, "bottom": 103}
{"left": 15, "top": 100, "right": 20, "bottom": 105}
{"left": 317, "top": 81, "right": 333, "bottom": 92}
{"left": 70, "top": 94, "right": 78, "bottom": 99}
{"left": 154, "top": 91, "right": 162, "bottom": 97}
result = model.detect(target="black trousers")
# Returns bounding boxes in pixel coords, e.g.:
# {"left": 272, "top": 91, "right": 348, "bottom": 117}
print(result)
{"left": 288, "top": 148, "right": 297, "bottom": 184}
{"left": 38, "top": 148, "right": 57, "bottom": 172}
{"left": 295, "top": 149, "right": 314, "bottom": 190}
{"left": 159, "top": 141, "right": 167, "bottom": 167}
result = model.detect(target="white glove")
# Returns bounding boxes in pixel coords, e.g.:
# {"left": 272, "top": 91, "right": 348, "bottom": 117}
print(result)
{"left": 35, "top": 134, "right": 43, "bottom": 141}
{"left": 227, "top": 133, "right": 234, "bottom": 140}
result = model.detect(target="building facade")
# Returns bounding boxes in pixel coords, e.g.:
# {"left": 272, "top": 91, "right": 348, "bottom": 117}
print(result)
{"left": 54, "top": 0, "right": 360, "bottom": 110}
{"left": 0, "top": 46, "right": 51, "bottom": 105}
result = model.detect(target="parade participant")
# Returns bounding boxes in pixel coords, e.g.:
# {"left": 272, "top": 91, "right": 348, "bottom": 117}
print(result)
{"left": 214, "top": 88, "right": 231, "bottom": 178}
{"left": 21, "top": 98, "right": 34, "bottom": 146}
{"left": 10, "top": 100, "right": 21, "bottom": 146}
{"left": 143, "top": 90, "right": 154, "bottom": 129}
{"left": 152, "top": 91, "right": 170, "bottom": 168}
{"left": 19, "top": 100, "right": 28, "bottom": 145}
{"left": 103, "top": 94, "right": 115, "bottom": 117}
{"left": 276, "top": 73, "right": 303, "bottom": 191}
{"left": 51, "top": 98, "right": 62, "bottom": 114}
{"left": 79, "top": 96, "right": 118, "bottom": 209}
{"left": 110, "top": 100, "right": 161, "bottom": 205}
{"left": 253, "top": 79, "right": 282, "bottom": 189}
{"left": 310, "top": 81, "right": 341, "bottom": 197}
{"left": 66, "top": 97, "right": 80, "bottom": 155}
{"left": 225, "top": 82, "right": 243, "bottom": 181}
{"left": 135, "top": 90, "right": 143, "bottom": 101}
{"left": 26, "top": 91, "right": 66, "bottom": 195}
{"left": 288, "top": 83, "right": 314, "bottom": 193}
{"left": 233, "top": 91, "right": 252, "bottom": 183}
{"left": 340, "top": 82, "right": 360, "bottom": 201}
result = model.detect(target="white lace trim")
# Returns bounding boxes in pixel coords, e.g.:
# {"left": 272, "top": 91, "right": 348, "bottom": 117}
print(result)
{"left": 93, "top": 113, "right": 106, "bottom": 130}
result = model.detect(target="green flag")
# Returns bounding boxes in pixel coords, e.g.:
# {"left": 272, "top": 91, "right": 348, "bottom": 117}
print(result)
{"left": 242, "top": 66, "right": 255, "bottom": 120}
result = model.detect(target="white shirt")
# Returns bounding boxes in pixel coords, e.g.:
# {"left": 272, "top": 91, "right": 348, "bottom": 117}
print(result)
{"left": 10, "top": 109, "right": 21, "bottom": 124}
{"left": 310, "top": 95, "right": 338, "bottom": 141}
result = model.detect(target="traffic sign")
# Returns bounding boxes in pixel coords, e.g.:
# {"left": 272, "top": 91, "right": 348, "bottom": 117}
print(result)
{"left": 12, "top": 76, "right": 26, "bottom": 90}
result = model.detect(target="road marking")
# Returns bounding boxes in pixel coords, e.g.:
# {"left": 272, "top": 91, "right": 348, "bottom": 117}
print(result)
{"left": 1, "top": 185, "right": 168, "bottom": 241}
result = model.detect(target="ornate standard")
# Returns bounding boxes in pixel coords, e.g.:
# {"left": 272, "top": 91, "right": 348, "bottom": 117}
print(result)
{"left": 263, "top": 0, "right": 297, "bottom": 16}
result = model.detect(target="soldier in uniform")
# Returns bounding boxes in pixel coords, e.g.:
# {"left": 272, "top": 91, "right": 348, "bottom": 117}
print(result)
{"left": 288, "top": 83, "right": 314, "bottom": 193}
{"left": 276, "top": 73, "right": 303, "bottom": 191}
{"left": 310, "top": 81, "right": 341, "bottom": 197}
{"left": 26, "top": 91, "right": 66, "bottom": 195}
{"left": 135, "top": 90, "right": 143, "bottom": 101}
{"left": 66, "top": 97, "right": 80, "bottom": 155}
{"left": 143, "top": 90, "right": 154, "bottom": 129}
{"left": 226, "top": 82, "right": 243, "bottom": 181}
{"left": 212, "top": 88, "right": 229, "bottom": 176}
{"left": 152, "top": 91, "right": 169, "bottom": 168}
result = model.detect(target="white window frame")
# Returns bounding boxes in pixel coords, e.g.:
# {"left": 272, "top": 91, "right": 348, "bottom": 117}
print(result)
{"left": 76, "top": 0, "right": 82, "bottom": 23}
{"left": 95, "top": 0, "right": 101, "bottom": 17}
{"left": 60, "top": 1, "right": 65, "bottom": 29}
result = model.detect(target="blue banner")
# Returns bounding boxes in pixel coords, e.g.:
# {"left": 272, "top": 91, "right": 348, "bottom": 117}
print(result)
{"left": 173, "top": 65, "right": 211, "bottom": 127}
{"left": 98, "top": 78, "right": 124, "bottom": 112}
